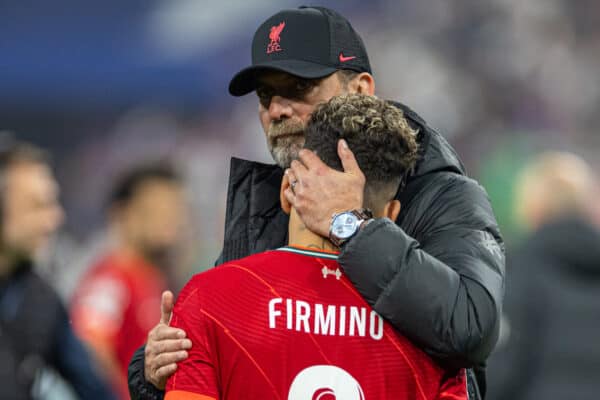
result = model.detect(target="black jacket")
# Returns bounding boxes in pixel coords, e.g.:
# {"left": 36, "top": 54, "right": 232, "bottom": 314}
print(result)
{"left": 128, "top": 102, "right": 505, "bottom": 400}
{"left": 487, "top": 217, "right": 600, "bottom": 400}
{"left": 0, "top": 261, "right": 116, "bottom": 400}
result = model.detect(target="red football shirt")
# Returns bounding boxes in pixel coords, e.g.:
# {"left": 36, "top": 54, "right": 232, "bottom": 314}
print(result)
{"left": 166, "top": 246, "right": 467, "bottom": 400}
{"left": 71, "top": 252, "right": 167, "bottom": 400}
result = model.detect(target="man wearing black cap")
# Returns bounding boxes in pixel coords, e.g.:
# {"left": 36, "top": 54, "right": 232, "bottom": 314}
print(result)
{"left": 128, "top": 6, "right": 504, "bottom": 400}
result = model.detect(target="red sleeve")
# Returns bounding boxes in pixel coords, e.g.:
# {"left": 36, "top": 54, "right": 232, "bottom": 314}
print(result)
{"left": 166, "top": 276, "right": 219, "bottom": 399}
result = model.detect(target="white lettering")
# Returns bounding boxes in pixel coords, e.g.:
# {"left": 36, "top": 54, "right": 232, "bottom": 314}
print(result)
{"left": 349, "top": 307, "right": 366, "bottom": 337}
{"left": 266, "top": 298, "right": 382, "bottom": 341}
{"left": 314, "top": 304, "right": 336, "bottom": 335}
{"left": 295, "top": 300, "right": 311, "bottom": 333}
{"left": 268, "top": 298, "right": 282, "bottom": 329}
{"left": 286, "top": 298, "right": 293, "bottom": 330}
{"left": 339, "top": 305, "right": 346, "bottom": 336}
{"left": 369, "top": 311, "right": 384, "bottom": 340}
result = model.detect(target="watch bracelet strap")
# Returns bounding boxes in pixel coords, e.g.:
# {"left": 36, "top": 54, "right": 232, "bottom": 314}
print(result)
{"left": 352, "top": 208, "right": 373, "bottom": 220}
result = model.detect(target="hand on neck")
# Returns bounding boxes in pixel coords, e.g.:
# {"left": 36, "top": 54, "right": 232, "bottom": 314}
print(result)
{"left": 287, "top": 208, "right": 338, "bottom": 253}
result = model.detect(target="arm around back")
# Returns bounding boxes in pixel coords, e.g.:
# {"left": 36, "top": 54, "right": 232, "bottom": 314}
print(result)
{"left": 128, "top": 344, "right": 165, "bottom": 400}
{"left": 128, "top": 291, "right": 192, "bottom": 400}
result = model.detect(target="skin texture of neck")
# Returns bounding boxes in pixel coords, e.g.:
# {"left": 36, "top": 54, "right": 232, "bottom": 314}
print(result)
{"left": 287, "top": 208, "right": 338, "bottom": 252}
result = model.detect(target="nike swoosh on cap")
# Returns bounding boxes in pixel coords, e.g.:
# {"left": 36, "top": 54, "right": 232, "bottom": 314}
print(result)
{"left": 339, "top": 53, "right": 356, "bottom": 62}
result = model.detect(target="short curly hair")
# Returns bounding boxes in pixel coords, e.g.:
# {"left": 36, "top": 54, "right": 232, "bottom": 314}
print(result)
{"left": 304, "top": 94, "right": 419, "bottom": 211}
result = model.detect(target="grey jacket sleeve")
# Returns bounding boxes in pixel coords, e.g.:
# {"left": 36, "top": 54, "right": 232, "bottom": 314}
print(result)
{"left": 339, "top": 174, "right": 505, "bottom": 368}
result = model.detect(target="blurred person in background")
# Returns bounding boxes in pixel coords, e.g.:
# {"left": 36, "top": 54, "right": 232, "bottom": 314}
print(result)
{"left": 70, "top": 163, "right": 187, "bottom": 400}
{"left": 129, "top": 6, "right": 504, "bottom": 400}
{"left": 486, "top": 151, "right": 600, "bottom": 400}
{"left": 0, "top": 137, "right": 115, "bottom": 400}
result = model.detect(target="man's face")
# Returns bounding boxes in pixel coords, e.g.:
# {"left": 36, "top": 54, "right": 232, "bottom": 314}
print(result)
{"left": 256, "top": 71, "right": 347, "bottom": 168}
{"left": 120, "top": 179, "right": 187, "bottom": 268}
{"left": 2, "top": 162, "right": 64, "bottom": 259}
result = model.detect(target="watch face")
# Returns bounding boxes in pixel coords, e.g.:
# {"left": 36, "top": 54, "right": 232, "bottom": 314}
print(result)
{"left": 331, "top": 212, "right": 359, "bottom": 239}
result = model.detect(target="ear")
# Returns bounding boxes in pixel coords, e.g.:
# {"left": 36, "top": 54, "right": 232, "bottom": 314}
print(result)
{"left": 382, "top": 199, "right": 401, "bottom": 222}
{"left": 280, "top": 174, "right": 292, "bottom": 215}
{"left": 348, "top": 72, "right": 375, "bottom": 95}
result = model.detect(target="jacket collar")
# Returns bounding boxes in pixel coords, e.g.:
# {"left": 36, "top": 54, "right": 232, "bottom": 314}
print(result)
{"left": 390, "top": 101, "right": 465, "bottom": 179}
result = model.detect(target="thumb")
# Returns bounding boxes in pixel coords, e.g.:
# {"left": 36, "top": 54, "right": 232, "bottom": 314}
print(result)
{"left": 338, "top": 139, "right": 361, "bottom": 174}
{"left": 160, "top": 290, "right": 175, "bottom": 325}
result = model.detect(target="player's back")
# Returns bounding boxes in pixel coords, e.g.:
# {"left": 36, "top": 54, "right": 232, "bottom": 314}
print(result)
{"left": 167, "top": 246, "right": 467, "bottom": 400}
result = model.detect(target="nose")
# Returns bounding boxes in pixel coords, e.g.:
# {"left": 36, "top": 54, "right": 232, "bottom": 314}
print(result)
{"left": 267, "top": 95, "right": 293, "bottom": 121}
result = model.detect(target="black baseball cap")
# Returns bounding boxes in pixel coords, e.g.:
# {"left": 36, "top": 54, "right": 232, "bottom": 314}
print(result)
{"left": 228, "top": 6, "right": 372, "bottom": 96}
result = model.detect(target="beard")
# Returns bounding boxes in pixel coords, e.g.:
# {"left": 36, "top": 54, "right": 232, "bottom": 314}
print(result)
{"left": 267, "top": 118, "right": 306, "bottom": 169}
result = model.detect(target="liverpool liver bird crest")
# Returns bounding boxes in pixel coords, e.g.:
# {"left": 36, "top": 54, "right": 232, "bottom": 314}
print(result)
{"left": 267, "top": 21, "right": 285, "bottom": 53}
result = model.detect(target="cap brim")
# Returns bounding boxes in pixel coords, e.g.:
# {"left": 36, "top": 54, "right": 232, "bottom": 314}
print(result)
{"left": 228, "top": 60, "right": 338, "bottom": 96}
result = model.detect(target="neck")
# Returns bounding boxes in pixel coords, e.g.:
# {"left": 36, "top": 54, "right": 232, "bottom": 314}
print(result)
{"left": 287, "top": 209, "right": 338, "bottom": 253}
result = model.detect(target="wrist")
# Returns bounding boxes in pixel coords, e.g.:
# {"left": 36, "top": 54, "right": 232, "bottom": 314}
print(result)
{"left": 328, "top": 208, "right": 373, "bottom": 248}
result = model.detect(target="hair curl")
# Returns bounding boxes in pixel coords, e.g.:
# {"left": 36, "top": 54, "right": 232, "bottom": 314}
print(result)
{"left": 304, "top": 94, "right": 419, "bottom": 209}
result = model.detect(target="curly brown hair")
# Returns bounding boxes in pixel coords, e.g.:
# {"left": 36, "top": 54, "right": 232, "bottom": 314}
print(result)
{"left": 304, "top": 94, "right": 419, "bottom": 210}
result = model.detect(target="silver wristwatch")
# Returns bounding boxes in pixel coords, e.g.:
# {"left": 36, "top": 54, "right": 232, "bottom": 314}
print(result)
{"left": 329, "top": 208, "right": 373, "bottom": 248}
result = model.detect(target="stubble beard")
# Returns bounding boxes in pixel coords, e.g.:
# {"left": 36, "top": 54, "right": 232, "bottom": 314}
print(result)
{"left": 267, "top": 119, "right": 306, "bottom": 169}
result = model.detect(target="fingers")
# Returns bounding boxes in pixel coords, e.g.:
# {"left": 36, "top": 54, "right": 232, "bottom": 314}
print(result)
{"left": 289, "top": 159, "right": 309, "bottom": 182}
{"left": 160, "top": 291, "right": 174, "bottom": 325}
{"left": 149, "top": 323, "right": 187, "bottom": 342}
{"left": 153, "top": 363, "right": 178, "bottom": 388}
{"left": 144, "top": 331, "right": 191, "bottom": 391}
{"left": 147, "top": 338, "right": 192, "bottom": 356}
{"left": 144, "top": 311, "right": 190, "bottom": 391}
{"left": 337, "top": 139, "right": 362, "bottom": 174}
{"left": 298, "top": 149, "right": 330, "bottom": 174}
{"left": 285, "top": 168, "right": 297, "bottom": 187}
{"left": 145, "top": 359, "right": 178, "bottom": 391}
{"left": 283, "top": 186, "right": 295, "bottom": 206}
{"left": 154, "top": 349, "right": 190, "bottom": 366}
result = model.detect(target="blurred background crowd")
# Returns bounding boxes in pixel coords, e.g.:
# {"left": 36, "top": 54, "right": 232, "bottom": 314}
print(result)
{"left": 1, "top": 0, "right": 599, "bottom": 399}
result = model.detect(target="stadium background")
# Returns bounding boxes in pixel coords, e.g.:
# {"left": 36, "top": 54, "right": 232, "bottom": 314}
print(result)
{"left": 2, "top": 0, "right": 599, "bottom": 398}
